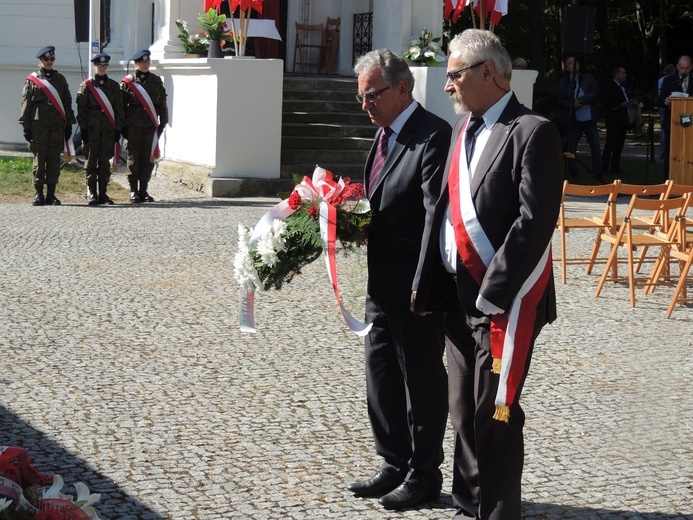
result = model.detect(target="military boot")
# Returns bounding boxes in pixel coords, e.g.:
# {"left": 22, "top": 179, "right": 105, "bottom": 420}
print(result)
{"left": 86, "top": 179, "right": 99, "bottom": 206}
{"left": 98, "top": 180, "right": 114, "bottom": 205}
{"left": 45, "top": 184, "right": 61, "bottom": 205}
{"left": 140, "top": 180, "right": 154, "bottom": 202}
{"left": 32, "top": 184, "right": 45, "bottom": 206}
{"left": 129, "top": 179, "right": 141, "bottom": 203}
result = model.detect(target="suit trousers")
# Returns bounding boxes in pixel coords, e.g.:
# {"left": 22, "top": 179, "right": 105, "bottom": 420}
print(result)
{"left": 364, "top": 294, "right": 447, "bottom": 486}
{"left": 445, "top": 297, "right": 536, "bottom": 520}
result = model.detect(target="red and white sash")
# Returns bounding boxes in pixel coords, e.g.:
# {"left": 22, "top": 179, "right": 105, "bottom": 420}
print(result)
{"left": 448, "top": 116, "right": 552, "bottom": 422}
{"left": 84, "top": 78, "right": 119, "bottom": 168}
{"left": 121, "top": 75, "right": 161, "bottom": 160}
{"left": 26, "top": 73, "right": 75, "bottom": 157}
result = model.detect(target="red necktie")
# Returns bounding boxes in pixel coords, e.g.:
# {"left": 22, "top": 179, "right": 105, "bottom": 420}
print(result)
{"left": 369, "top": 126, "right": 393, "bottom": 192}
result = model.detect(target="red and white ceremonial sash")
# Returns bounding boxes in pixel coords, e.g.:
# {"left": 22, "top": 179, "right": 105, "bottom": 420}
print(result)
{"left": 448, "top": 116, "right": 552, "bottom": 422}
{"left": 27, "top": 73, "right": 75, "bottom": 158}
{"left": 121, "top": 75, "right": 161, "bottom": 160}
{"left": 84, "top": 78, "right": 119, "bottom": 167}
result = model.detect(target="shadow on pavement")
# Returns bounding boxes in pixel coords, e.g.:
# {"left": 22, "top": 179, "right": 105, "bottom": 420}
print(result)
{"left": 0, "top": 404, "right": 164, "bottom": 520}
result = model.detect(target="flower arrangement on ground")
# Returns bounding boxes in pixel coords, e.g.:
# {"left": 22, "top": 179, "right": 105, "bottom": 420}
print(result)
{"left": 234, "top": 166, "right": 372, "bottom": 335}
{"left": 403, "top": 27, "right": 446, "bottom": 66}
{"left": 0, "top": 446, "right": 102, "bottom": 519}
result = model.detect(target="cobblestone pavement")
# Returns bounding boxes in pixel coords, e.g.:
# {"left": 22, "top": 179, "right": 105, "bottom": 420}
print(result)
{"left": 0, "top": 177, "right": 691, "bottom": 519}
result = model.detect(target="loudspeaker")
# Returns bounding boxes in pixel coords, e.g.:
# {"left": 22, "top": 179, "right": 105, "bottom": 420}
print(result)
{"left": 562, "top": 6, "right": 595, "bottom": 55}
{"left": 74, "top": 0, "right": 89, "bottom": 43}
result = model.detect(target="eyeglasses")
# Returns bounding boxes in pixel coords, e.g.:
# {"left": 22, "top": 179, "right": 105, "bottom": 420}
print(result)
{"left": 41, "top": 56, "right": 56, "bottom": 62}
{"left": 356, "top": 85, "right": 391, "bottom": 104}
{"left": 446, "top": 61, "right": 485, "bottom": 82}
{"left": 95, "top": 63, "right": 110, "bottom": 68}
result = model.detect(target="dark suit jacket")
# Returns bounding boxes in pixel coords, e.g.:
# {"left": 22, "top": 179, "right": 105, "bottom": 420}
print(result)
{"left": 658, "top": 73, "right": 693, "bottom": 130}
{"left": 365, "top": 103, "right": 452, "bottom": 304}
{"left": 558, "top": 72, "right": 601, "bottom": 122}
{"left": 602, "top": 80, "right": 630, "bottom": 129}
{"left": 412, "top": 95, "right": 563, "bottom": 330}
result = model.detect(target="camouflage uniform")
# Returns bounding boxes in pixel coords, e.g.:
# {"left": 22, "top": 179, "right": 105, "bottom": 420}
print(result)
{"left": 19, "top": 65, "right": 75, "bottom": 205}
{"left": 121, "top": 69, "right": 169, "bottom": 202}
{"left": 76, "top": 65, "right": 125, "bottom": 205}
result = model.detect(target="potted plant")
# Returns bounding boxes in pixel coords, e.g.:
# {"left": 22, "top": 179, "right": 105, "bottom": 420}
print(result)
{"left": 403, "top": 27, "right": 446, "bottom": 67}
{"left": 175, "top": 19, "right": 210, "bottom": 56}
{"left": 197, "top": 8, "right": 232, "bottom": 58}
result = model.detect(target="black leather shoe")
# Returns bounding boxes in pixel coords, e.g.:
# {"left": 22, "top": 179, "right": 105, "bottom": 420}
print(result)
{"left": 32, "top": 193, "right": 45, "bottom": 206}
{"left": 378, "top": 482, "right": 440, "bottom": 510}
{"left": 347, "top": 471, "right": 404, "bottom": 498}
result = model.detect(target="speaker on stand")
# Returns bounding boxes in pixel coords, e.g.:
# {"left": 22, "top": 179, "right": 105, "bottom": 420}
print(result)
{"left": 74, "top": 0, "right": 89, "bottom": 43}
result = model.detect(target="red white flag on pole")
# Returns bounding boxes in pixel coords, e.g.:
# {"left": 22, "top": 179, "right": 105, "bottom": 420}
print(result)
{"left": 204, "top": 0, "right": 223, "bottom": 11}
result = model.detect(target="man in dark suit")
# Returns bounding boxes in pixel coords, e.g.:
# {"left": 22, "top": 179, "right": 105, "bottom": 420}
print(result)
{"left": 558, "top": 55, "right": 602, "bottom": 178}
{"left": 658, "top": 55, "right": 693, "bottom": 179}
{"left": 347, "top": 49, "right": 451, "bottom": 510}
{"left": 412, "top": 30, "right": 563, "bottom": 519}
{"left": 602, "top": 66, "right": 634, "bottom": 175}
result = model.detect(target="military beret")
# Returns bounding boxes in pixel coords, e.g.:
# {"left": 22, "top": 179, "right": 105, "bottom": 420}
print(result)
{"left": 131, "top": 49, "right": 151, "bottom": 62}
{"left": 36, "top": 46, "right": 56, "bottom": 60}
{"left": 91, "top": 53, "right": 111, "bottom": 64}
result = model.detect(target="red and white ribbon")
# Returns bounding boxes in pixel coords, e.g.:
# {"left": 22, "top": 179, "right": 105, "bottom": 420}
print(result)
{"left": 240, "top": 166, "right": 371, "bottom": 336}
{"left": 121, "top": 75, "right": 161, "bottom": 160}
{"left": 27, "top": 73, "right": 75, "bottom": 159}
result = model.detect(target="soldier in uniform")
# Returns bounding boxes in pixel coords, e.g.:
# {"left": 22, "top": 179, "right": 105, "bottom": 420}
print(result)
{"left": 120, "top": 49, "right": 169, "bottom": 203}
{"left": 76, "top": 53, "right": 125, "bottom": 205}
{"left": 19, "top": 45, "right": 76, "bottom": 206}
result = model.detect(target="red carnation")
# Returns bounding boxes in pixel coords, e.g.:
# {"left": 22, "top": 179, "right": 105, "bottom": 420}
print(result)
{"left": 342, "top": 182, "right": 366, "bottom": 201}
{"left": 307, "top": 205, "right": 320, "bottom": 220}
{"left": 288, "top": 191, "right": 302, "bottom": 210}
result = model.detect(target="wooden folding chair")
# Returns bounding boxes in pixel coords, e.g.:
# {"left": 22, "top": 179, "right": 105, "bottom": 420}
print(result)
{"left": 555, "top": 180, "right": 619, "bottom": 283}
{"left": 643, "top": 192, "right": 693, "bottom": 317}
{"left": 590, "top": 182, "right": 671, "bottom": 278}
{"left": 594, "top": 194, "right": 690, "bottom": 307}
{"left": 323, "top": 17, "right": 340, "bottom": 75}
{"left": 665, "top": 233, "right": 693, "bottom": 318}
{"left": 293, "top": 23, "right": 327, "bottom": 74}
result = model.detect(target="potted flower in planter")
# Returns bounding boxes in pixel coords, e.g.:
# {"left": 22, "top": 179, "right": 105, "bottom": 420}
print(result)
{"left": 176, "top": 19, "right": 210, "bottom": 57}
{"left": 403, "top": 27, "right": 446, "bottom": 67}
{"left": 197, "top": 8, "right": 232, "bottom": 58}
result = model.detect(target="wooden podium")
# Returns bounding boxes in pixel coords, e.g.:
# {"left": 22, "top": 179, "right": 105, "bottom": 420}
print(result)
{"left": 669, "top": 97, "right": 693, "bottom": 184}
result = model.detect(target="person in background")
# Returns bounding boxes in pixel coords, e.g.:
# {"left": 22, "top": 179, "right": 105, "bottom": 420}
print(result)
{"left": 76, "top": 53, "right": 125, "bottom": 205}
{"left": 602, "top": 66, "right": 635, "bottom": 175}
{"left": 558, "top": 54, "right": 602, "bottom": 178}
{"left": 657, "top": 63, "right": 675, "bottom": 158}
{"left": 657, "top": 61, "right": 688, "bottom": 168}
{"left": 19, "top": 45, "right": 76, "bottom": 206}
{"left": 511, "top": 57, "right": 527, "bottom": 70}
{"left": 412, "top": 29, "right": 563, "bottom": 519}
{"left": 120, "top": 49, "right": 169, "bottom": 203}
{"left": 347, "top": 49, "right": 451, "bottom": 511}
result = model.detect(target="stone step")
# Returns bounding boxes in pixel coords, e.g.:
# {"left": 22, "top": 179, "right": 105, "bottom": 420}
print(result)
{"left": 281, "top": 162, "right": 365, "bottom": 180}
{"left": 282, "top": 135, "right": 373, "bottom": 151}
{"left": 283, "top": 88, "right": 359, "bottom": 102}
{"left": 282, "top": 99, "right": 364, "bottom": 113}
{"left": 282, "top": 123, "right": 376, "bottom": 139}
{"left": 282, "top": 148, "right": 369, "bottom": 164}
{"left": 282, "top": 111, "right": 372, "bottom": 125}
{"left": 283, "top": 75, "right": 358, "bottom": 91}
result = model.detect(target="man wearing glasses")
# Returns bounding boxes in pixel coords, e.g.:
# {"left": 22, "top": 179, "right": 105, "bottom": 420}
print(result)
{"left": 19, "top": 45, "right": 76, "bottom": 206}
{"left": 412, "top": 30, "right": 563, "bottom": 519}
{"left": 76, "top": 53, "right": 125, "bottom": 205}
{"left": 347, "top": 49, "right": 451, "bottom": 510}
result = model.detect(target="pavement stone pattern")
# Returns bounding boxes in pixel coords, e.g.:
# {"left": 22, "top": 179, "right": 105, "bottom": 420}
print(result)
{"left": 0, "top": 174, "right": 691, "bottom": 519}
